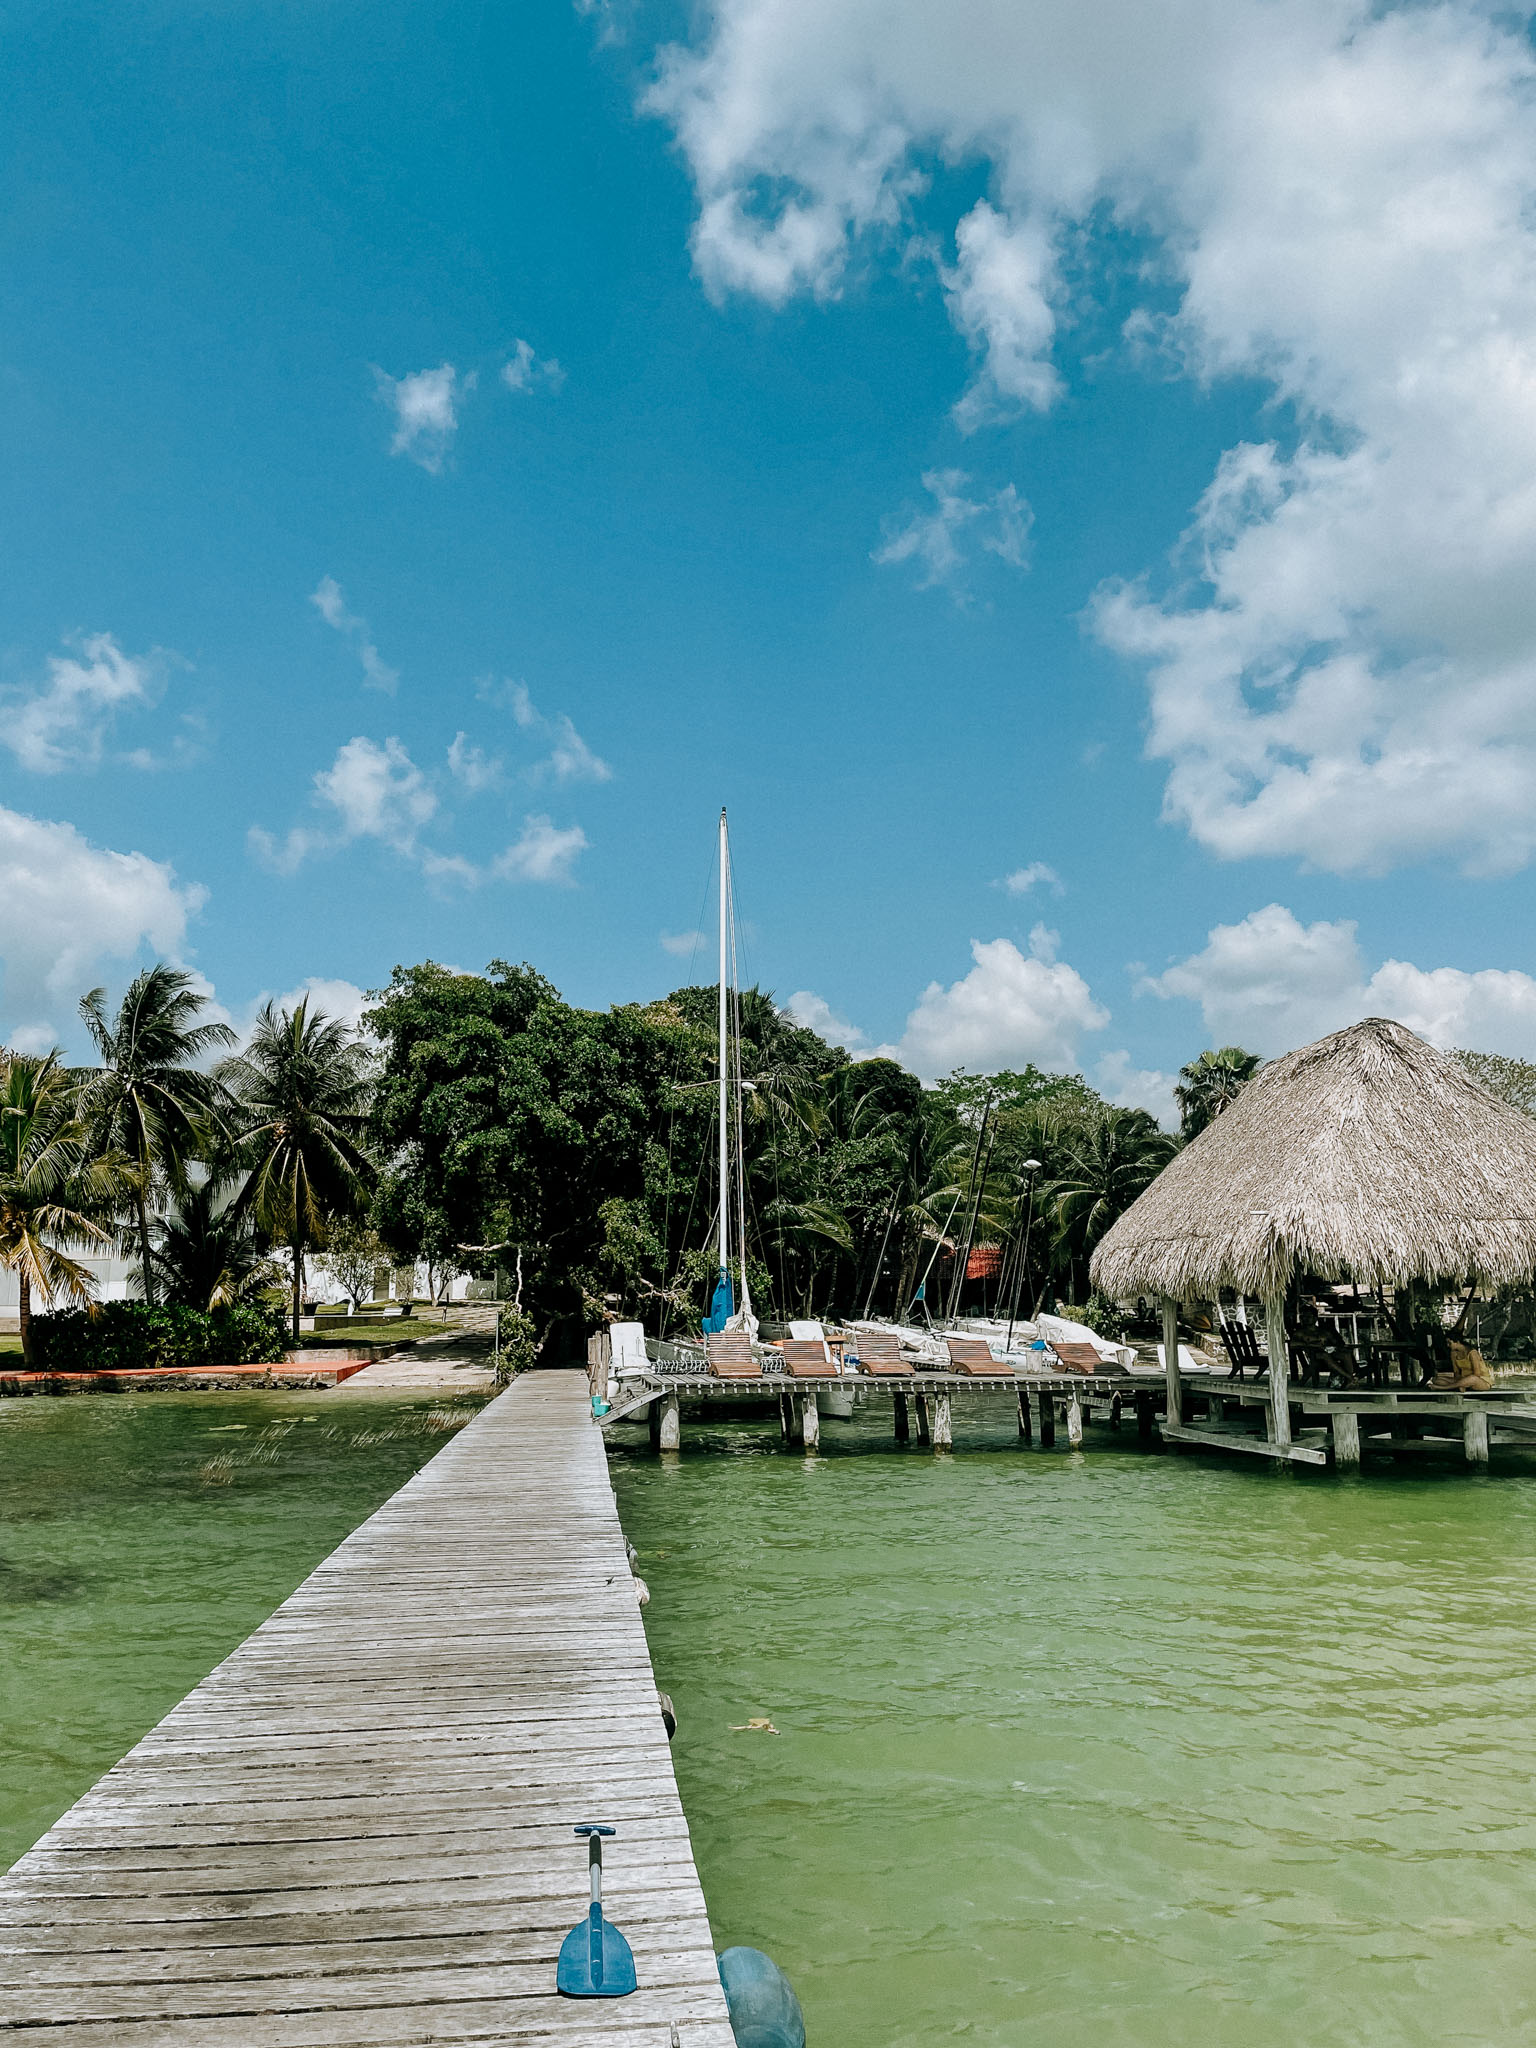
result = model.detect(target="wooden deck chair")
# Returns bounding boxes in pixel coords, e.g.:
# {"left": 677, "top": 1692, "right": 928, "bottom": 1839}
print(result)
{"left": 943, "top": 1335, "right": 1015, "bottom": 1377}
{"left": 1050, "top": 1340, "right": 1118, "bottom": 1376}
{"left": 779, "top": 1339, "right": 836, "bottom": 1378}
{"left": 849, "top": 1329, "right": 913, "bottom": 1377}
{"left": 705, "top": 1329, "right": 762, "bottom": 1379}
{"left": 1218, "top": 1315, "right": 1265, "bottom": 1381}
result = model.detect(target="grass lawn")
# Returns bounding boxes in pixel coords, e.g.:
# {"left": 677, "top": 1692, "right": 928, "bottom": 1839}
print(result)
{"left": 298, "top": 1322, "right": 434, "bottom": 1348}
{"left": 0, "top": 1333, "right": 21, "bottom": 1356}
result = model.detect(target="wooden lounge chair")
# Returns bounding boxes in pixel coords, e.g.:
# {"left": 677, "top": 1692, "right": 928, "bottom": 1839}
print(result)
{"left": 1050, "top": 1340, "right": 1118, "bottom": 1376}
{"left": 779, "top": 1339, "right": 836, "bottom": 1378}
{"left": 1218, "top": 1316, "right": 1265, "bottom": 1380}
{"left": 943, "top": 1336, "right": 1015, "bottom": 1377}
{"left": 849, "top": 1329, "right": 913, "bottom": 1377}
{"left": 705, "top": 1329, "right": 762, "bottom": 1379}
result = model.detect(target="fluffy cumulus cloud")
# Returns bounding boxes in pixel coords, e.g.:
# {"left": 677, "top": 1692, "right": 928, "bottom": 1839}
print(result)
{"left": 1145, "top": 903, "right": 1536, "bottom": 1057}
{"left": 482, "top": 680, "right": 613, "bottom": 783}
{"left": 1, "top": 633, "right": 166, "bottom": 773}
{"left": 648, "top": 0, "right": 1536, "bottom": 875}
{"left": 0, "top": 807, "right": 205, "bottom": 1047}
{"left": 1093, "top": 1049, "right": 1179, "bottom": 1130}
{"left": 1001, "top": 861, "right": 1062, "bottom": 897}
{"left": 873, "top": 469, "right": 1030, "bottom": 594}
{"left": 888, "top": 926, "right": 1108, "bottom": 1079}
{"left": 310, "top": 578, "right": 398, "bottom": 694}
{"left": 374, "top": 364, "right": 472, "bottom": 472}
{"left": 493, "top": 815, "right": 588, "bottom": 884}
{"left": 784, "top": 989, "right": 869, "bottom": 1050}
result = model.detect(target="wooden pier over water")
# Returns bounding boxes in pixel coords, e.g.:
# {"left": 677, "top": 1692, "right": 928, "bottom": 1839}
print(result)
{"left": 0, "top": 1371, "right": 734, "bottom": 2047}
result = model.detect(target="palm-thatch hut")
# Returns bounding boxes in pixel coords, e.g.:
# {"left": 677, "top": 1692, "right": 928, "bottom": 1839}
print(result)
{"left": 1091, "top": 1017, "right": 1536, "bottom": 1462}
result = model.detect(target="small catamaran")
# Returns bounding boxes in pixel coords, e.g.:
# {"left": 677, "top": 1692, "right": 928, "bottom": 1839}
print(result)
{"left": 702, "top": 806, "right": 758, "bottom": 1340}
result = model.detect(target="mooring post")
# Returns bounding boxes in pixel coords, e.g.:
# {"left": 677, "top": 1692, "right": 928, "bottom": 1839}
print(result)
{"left": 799, "top": 1392, "right": 819, "bottom": 1451}
{"left": 1017, "top": 1387, "right": 1032, "bottom": 1441}
{"left": 932, "top": 1392, "right": 952, "bottom": 1450}
{"left": 1039, "top": 1393, "right": 1056, "bottom": 1447}
{"left": 1161, "top": 1296, "right": 1183, "bottom": 1430}
{"left": 915, "top": 1393, "right": 932, "bottom": 1445}
{"left": 1332, "top": 1407, "right": 1361, "bottom": 1468}
{"left": 1136, "top": 1391, "right": 1154, "bottom": 1440}
{"left": 1464, "top": 1409, "right": 1490, "bottom": 1465}
{"left": 658, "top": 1388, "right": 681, "bottom": 1453}
{"left": 893, "top": 1391, "right": 910, "bottom": 1442}
{"left": 1263, "top": 1294, "right": 1292, "bottom": 1451}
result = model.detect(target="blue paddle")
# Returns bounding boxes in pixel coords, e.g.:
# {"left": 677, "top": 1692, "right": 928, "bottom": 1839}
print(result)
{"left": 556, "top": 1824, "right": 638, "bottom": 1998}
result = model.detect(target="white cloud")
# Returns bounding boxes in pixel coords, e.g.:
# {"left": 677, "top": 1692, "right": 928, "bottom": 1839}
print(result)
{"left": 1094, "top": 1049, "right": 1179, "bottom": 1131}
{"left": 208, "top": 975, "right": 372, "bottom": 1049}
{"left": 1002, "top": 862, "right": 1063, "bottom": 897}
{"left": 1144, "top": 903, "right": 1536, "bottom": 1058}
{"left": 889, "top": 926, "right": 1108, "bottom": 1079}
{"left": 447, "top": 731, "right": 502, "bottom": 791}
{"left": 784, "top": 989, "right": 868, "bottom": 1049}
{"left": 493, "top": 815, "right": 588, "bottom": 884}
{"left": 310, "top": 578, "right": 398, "bottom": 694}
{"left": 0, "top": 807, "right": 205, "bottom": 1047}
{"left": 502, "top": 339, "right": 566, "bottom": 393}
{"left": 1, "top": 633, "right": 165, "bottom": 774}
{"left": 374, "top": 364, "right": 472, "bottom": 472}
{"left": 660, "top": 929, "right": 706, "bottom": 957}
{"left": 250, "top": 736, "right": 436, "bottom": 874}
{"left": 648, "top": 0, "right": 1536, "bottom": 876}
{"left": 873, "top": 469, "right": 1030, "bottom": 594}
{"left": 481, "top": 679, "right": 612, "bottom": 782}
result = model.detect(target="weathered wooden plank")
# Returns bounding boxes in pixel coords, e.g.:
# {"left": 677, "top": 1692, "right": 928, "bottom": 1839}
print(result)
{"left": 0, "top": 1372, "right": 733, "bottom": 2045}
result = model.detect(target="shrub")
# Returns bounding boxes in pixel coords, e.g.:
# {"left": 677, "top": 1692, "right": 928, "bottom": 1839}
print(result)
{"left": 30, "top": 1301, "right": 289, "bottom": 1375}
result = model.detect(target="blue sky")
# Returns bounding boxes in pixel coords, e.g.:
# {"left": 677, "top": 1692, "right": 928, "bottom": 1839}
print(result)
{"left": 6, "top": 0, "right": 1536, "bottom": 1118}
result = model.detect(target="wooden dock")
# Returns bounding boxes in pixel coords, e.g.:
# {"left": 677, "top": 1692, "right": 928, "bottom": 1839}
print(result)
{"left": 0, "top": 1370, "right": 735, "bottom": 2046}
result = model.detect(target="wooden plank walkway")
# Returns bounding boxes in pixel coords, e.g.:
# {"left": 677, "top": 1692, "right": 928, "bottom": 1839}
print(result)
{"left": 0, "top": 1370, "right": 734, "bottom": 2047}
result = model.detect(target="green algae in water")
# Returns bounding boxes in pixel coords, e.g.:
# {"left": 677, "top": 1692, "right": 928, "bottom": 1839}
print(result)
{"left": 610, "top": 1400, "right": 1536, "bottom": 2047}
{"left": 0, "top": 1390, "right": 485, "bottom": 1869}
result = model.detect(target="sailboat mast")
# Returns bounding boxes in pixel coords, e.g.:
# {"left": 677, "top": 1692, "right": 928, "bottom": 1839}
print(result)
{"left": 717, "top": 807, "right": 730, "bottom": 1284}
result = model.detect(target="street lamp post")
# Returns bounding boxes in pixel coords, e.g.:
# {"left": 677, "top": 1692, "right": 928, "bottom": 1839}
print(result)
{"left": 1004, "top": 1160, "right": 1043, "bottom": 1353}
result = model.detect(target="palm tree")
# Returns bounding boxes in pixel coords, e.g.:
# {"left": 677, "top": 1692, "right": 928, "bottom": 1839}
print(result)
{"left": 220, "top": 998, "right": 374, "bottom": 1342}
{"left": 1174, "top": 1046, "right": 1262, "bottom": 1140}
{"left": 1041, "top": 1106, "right": 1179, "bottom": 1298}
{"left": 148, "top": 1172, "right": 276, "bottom": 1309}
{"left": 0, "top": 1052, "right": 126, "bottom": 1365}
{"left": 78, "top": 966, "right": 235, "bottom": 1303}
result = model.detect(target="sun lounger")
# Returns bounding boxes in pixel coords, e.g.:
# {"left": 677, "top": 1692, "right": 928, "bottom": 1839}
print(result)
{"left": 943, "top": 1335, "right": 1015, "bottom": 1377}
{"left": 610, "top": 1322, "right": 649, "bottom": 1377}
{"left": 1050, "top": 1340, "right": 1122, "bottom": 1375}
{"left": 779, "top": 1338, "right": 836, "bottom": 1378}
{"left": 706, "top": 1329, "right": 762, "bottom": 1379}
{"left": 849, "top": 1329, "right": 913, "bottom": 1377}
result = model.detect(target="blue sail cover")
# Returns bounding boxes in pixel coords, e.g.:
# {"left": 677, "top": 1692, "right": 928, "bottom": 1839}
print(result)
{"left": 701, "top": 1268, "right": 735, "bottom": 1334}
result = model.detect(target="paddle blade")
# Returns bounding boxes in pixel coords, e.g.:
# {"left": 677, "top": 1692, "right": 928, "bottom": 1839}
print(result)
{"left": 557, "top": 1905, "right": 638, "bottom": 1998}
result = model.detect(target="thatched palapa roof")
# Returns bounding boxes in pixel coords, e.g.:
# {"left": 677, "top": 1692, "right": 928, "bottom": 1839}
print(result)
{"left": 1091, "top": 1018, "right": 1536, "bottom": 1302}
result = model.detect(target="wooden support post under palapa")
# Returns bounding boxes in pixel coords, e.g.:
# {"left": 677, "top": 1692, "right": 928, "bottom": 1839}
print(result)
{"left": 1464, "top": 1409, "right": 1490, "bottom": 1465}
{"left": 1161, "top": 1296, "right": 1182, "bottom": 1431}
{"left": 1332, "top": 1408, "right": 1361, "bottom": 1468}
{"left": 1263, "top": 1294, "right": 1292, "bottom": 1450}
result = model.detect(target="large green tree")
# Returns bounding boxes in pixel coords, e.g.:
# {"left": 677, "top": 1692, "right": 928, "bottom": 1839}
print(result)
{"left": 1040, "top": 1106, "right": 1180, "bottom": 1298}
{"left": 221, "top": 998, "right": 373, "bottom": 1342}
{"left": 78, "top": 965, "right": 235, "bottom": 1303}
{"left": 0, "top": 1051, "right": 126, "bottom": 1365}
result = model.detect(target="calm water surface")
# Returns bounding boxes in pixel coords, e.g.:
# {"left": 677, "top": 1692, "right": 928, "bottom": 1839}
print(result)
{"left": 0, "top": 1389, "right": 485, "bottom": 1870}
{"left": 611, "top": 1399, "right": 1536, "bottom": 2047}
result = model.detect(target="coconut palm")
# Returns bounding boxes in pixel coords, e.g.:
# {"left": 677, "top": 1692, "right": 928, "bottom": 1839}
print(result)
{"left": 148, "top": 1172, "right": 277, "bottom": 1310}
{"left": 0, "top": 1051, "right": 126, "bottom": 1365}
{"left": 78, "top": 966, "right": 235, "bottom": 1302}
{"left": 1174, "top": 1046, "right": 1262, "bottom": 1140}
{"left": 1041, "top": 1106, "right": 1180, "bottom": 1299}
{"left": 220, "top": 998, "right": 374, "bottom": 1342}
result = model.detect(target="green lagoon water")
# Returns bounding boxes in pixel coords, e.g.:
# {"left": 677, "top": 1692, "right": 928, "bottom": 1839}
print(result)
{"left": 0, "top": 1389, "right": 485, "bottom": 1869}
{"left": 610, "top": 1399, "right": 1536, "bottom": 2048}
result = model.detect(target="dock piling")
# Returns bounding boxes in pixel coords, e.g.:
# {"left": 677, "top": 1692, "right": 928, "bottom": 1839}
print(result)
{"left": 658, "top": 1387, "right": 681, "bottom": 1451}
{"left": 799, "top": 1391, "right": 819, "bottom": 1450}
{"left": 932, "top": 1392, "right": 952, "bottom": 1449}
{"left": 915, "top": 1393, "right": 932, "bottom": 1445}
{"left": 1039, "top": 1394, "right": 1056, "bottom": 1447}
{"left": 1017, "top": 1387, "right": 1032, "bottom": 1441}
{"left": 893, "top": 1391, "right": 910, "bottom": 1442}
{"left": 1465, "top": 1409, "right": 1490, "bottom": 1464}
{"left": 1332, "top": 1408, "right": 1362, "bottom": 1468}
